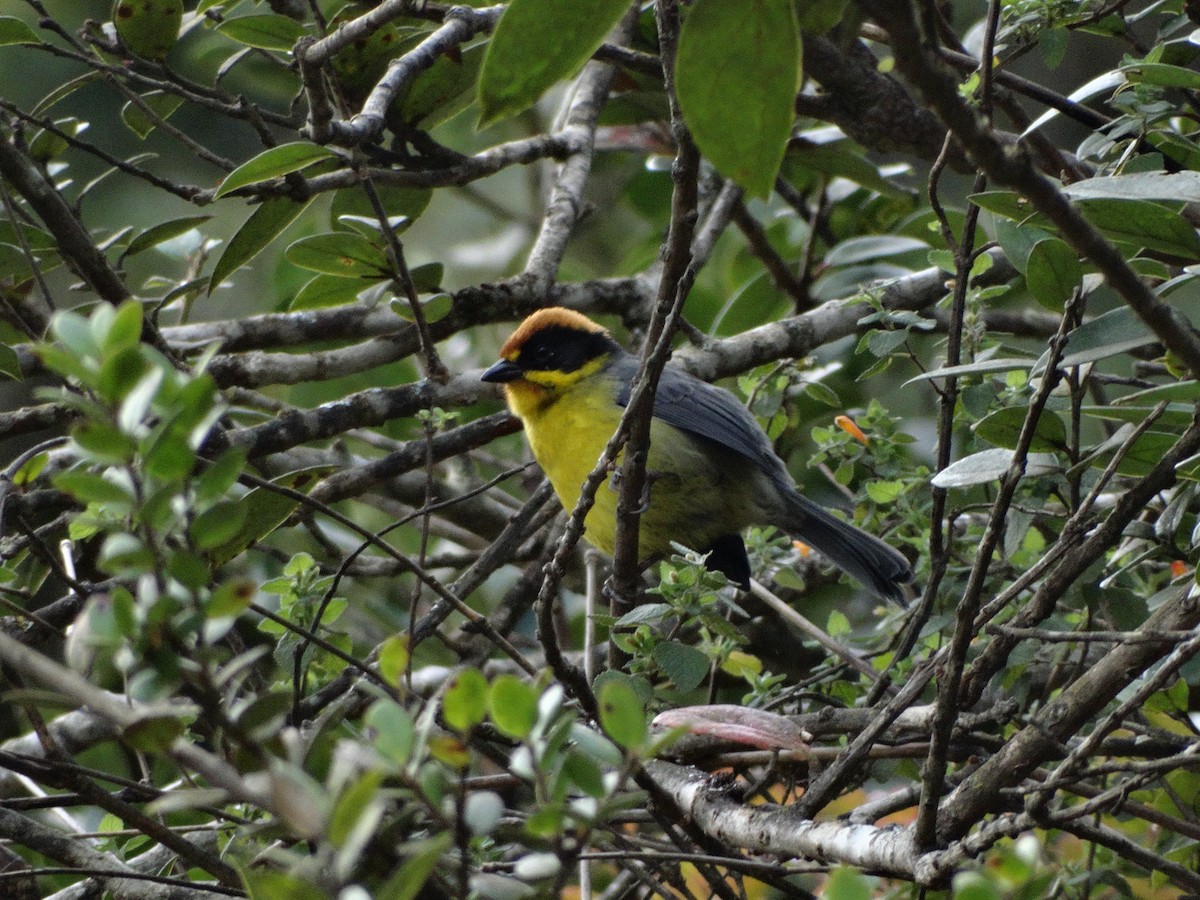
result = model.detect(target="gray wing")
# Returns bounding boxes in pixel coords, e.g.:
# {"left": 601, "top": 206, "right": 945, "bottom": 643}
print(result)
{"left": 612, "top": 355, "right": 786, "bottom": 479}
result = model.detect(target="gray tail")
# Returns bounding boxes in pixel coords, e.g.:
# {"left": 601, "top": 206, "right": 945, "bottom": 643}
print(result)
{"left": 781, "top": 492, "right": 914, "bottom": 605}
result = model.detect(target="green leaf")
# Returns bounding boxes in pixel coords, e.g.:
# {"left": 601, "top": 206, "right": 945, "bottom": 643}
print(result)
{"left": 795, "top": 0, "right": 851, "bottom": 34}
{"left": 366, "top": 699, "right": 415, "bottom": 765}
{"left": 285, "top": 232, "right": 390, "bottom": 277}
{"left": 215, "top": 142, "right": 339, "bottom": 199}
{"left": 216, "top": 14, "right": 308, "bottom": 52}
{"left": 1055, "top": 306, "right": 1154, "bottom": 369}
{"left": 394, "top": 42, "right": 486, "bottom": 127}
{"left": 113, "top": 0, "right": 182, "bottom": 60}
{"left": 1025, "top": 238, "right": 1082, "bottom": 310}
{"left": 328, "top": 771, "right": 384, "bottom": 849}
{"left": 615, "top": 602, "right": 673, "bottom": 626}
{"left": 377, "top": 834, "right": 452, "bottom": 900}
{"left": 289, "top": 274, "right": 364, "bottom": 310}
{"left": 973, "top": 406, "right": 1068, "bottom": 453}
{"left": 378, "top": 634, "right": 410, "bottom": 687}
{"left": 782, "top": 137, "right": 907, "bottom": 197}
{"left": 652, "top": 641, "right": 709, "bottom": 693}
{"left": 330, "top": 184, "right": 431, "bottom": 227}
{"left": 904, "top": 357, "right": 1035, "bottom": 386}
{"left": 993, "top": 218, "right": 1054, "bottom": 274}
{"left": 53, "top": 471, "right": 134, "bottom": 506}
{"left": 73, "top": 421, "right": 137, "bottom": 464}
{"left": 822, "top": 867, "right": 876, "bottom": 900}
{"left": 206, "top": 467, "right": 326, "bottom": 565}
{"left": 208, "top": 579, "right": 256, "bottom": 617}
{"left": 240, "top": 870, "right": 329, "bottom": 900}
{"left": 864, "top": 479, "right": 906, "bottom": 504}
{"left": 930, "top": 448, "right": 1059, "bottom": 489}
{"left": 120, "top": 91, "right": 183, "bottom": 139}
{"left": 443, "top": 668, "right": 488, "bottom": 731}
{"left": 0, "top": 16, "right": 42, "bottom": 45}
{"left": 488, "top": 674, "right": 539, "bottom": 739}
{"left": 676, "top": 0, "right": 800, "bottom": 198}
{"left": 477, "top": 0, "right": 631, "bottom": 125}
{"left": 598, "top": 677, "right": 647, "bottom": 750}
{"left": 208, "top": 196, "right": 313, "bottom": 294}
{"left": 969, "top": 190, "right": 1043, "bottom": 223}
{"left": 0, "top": 344, "right": 20, "bottom": 381}
{"left": 1064, "top": 171, "right": 1200, "bottom": 204}
{"left": 1122, "top": 61, "right": 1200, "bottom": 90}
{"left": 190, "top": 500, "right": 249, "bottom": 550}
{"left": 1075, "top": 198, "right": 1200, "bottom": 258}
{"left": 824, "top": 235, "right": 928, "bottom": 267}
{"left": 122, "top": 215, "right": 211, "bottom": 261}
{"left": 123, "top": 714, "right": 186, "bottom": 752}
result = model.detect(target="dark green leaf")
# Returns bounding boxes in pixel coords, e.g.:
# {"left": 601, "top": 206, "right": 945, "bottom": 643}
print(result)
{"left": 190, "top": 500, "right": 248, "bottom": 549}
{"left": 1075, "top": 198, "right": 1200, "bottom": 258}
{"left": 73, "top": 421, "right": 137, "bottom": 464}
{"left": 120, "top": 91, "right": 183, "bottom": 140}
{"left": 598, "top": 677, "right": 647, "bottom": 750}
{"left": 123, "top": 714, "right": 186, "bottom": 752}
{"left": 376, "top": 834, "right": 452, "bottom": 900}
{"left": 824, "top": 235, "right": 928, "bottom": 267}
{"left": 1025, "top": 238, "right": 1082, "bottom": 310}
{"left": 676, "top": 0, "right": 800, "bottom": 198}
{"left": 973, "top": 406, "right": 1068, "bottom": 453}
{"left": 478, "top": 0, "right": 631, "bottom": 125}
{"left": 206, "top": 467, "right": 327, "bottom": 565}
{"left": 285, "top": 232, "right": 390, "bottom": 277}
{"left": 0, "top": 343, "right": 21, "bottom": 380}
{"left": 783, "top": 138, "right": 908, "bottom": 197}
{"left": 216, "top": 14, "right": 308, "bottom": 52}
{"left": 330, "top": 184, "right": 431, "bottom": 227}
{"left": 1122, "top": 61, "right": 1200, "bottom": 89}
{"left": 53, "top": 471, "right": 134, "bottom": 506}
{"left": 195, "top": 448, "right": 248, "bottom": 504}
{"left": 0, "top": 16, "right": 41, "bottom": 45}
{"left": 394, "top": 42, "right": 485, "bottom": 127}
{"left": 123, "top": 216, "right": 212, "bottom": 262}
{"left": 1055, "top": 306, "right": 1154, "bottom": 369}
{"left": 652, "top": 641, "right": 709, "bottom": 693}
{"left": 216, "top": 142, "right": 339, "bottom": 199}
{"left": 208, "top": 197, "right": 313, "bottom": 294}
{"left": 289, "top": 274, "right": 364, "bottom": 310}
{"left": 993, "top": 218, "right": 1054, "bottom": 274}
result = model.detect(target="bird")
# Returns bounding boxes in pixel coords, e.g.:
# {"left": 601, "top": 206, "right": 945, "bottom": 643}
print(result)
{"left": 481, "top": 307, "right": 914, "bottom": 604}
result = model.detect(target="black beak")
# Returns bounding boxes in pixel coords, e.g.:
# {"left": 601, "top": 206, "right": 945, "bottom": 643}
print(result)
{"left": 481, "top": 359, "right": 523, "bottom": 383}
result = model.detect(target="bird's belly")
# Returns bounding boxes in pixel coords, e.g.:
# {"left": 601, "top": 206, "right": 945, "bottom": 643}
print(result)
{"left": 524, "top": 394, "right": 750, "bottom": 559}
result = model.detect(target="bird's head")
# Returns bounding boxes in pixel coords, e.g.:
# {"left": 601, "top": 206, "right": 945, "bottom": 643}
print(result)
{"left": 482, "top": 308, "right": 620, "bottom": 402}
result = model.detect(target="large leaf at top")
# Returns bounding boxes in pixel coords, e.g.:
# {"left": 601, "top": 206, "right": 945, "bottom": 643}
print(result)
{"left": 477, "top": 0, "right": 631, "bottom": 126}
{"left": 215, "top": 142, "right": 338, "bottom": 198}
{"left": 676, "top": 0, "right": 800, "bottom": 198}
